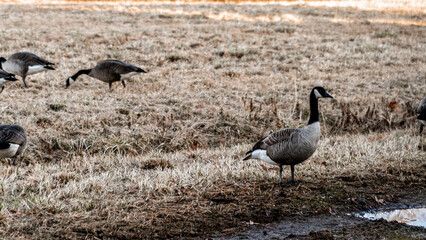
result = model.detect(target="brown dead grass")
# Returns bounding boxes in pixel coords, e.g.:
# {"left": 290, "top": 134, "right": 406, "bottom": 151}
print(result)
{"left": 0, "top": 1, "right": 424, "bottom": 238}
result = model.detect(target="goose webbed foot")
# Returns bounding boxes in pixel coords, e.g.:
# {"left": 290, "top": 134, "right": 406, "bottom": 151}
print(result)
{"left": 279, "top": 182, "right": 289, "bottom": 187}
{"left": 7, "top": 158, "right": 17, "bottom": 166}
{"left": 278, "top": 165, "right": 304, "bottom": 187}
{"left": 279, "top": 181, "right": 305, "bottom": 187}
{"left": 280, "top": 182, "right": 296, "bottom": 187}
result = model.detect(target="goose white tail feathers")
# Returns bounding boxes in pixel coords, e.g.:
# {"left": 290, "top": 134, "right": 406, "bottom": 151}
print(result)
{"left": 27, "top": 65, "right": 55, "bottom": 75}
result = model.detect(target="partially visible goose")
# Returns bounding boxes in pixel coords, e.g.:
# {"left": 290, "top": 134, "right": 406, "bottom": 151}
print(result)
{"left": 0, "top": 125, "right": 27, "bottom": 166}
{"left": 418, "top": 98, "right": 426, "bottom": 134}
{"left": 0, "top": 69, "right": 18, "bottom": 93}
{"left": 243, "top": 86, "right": 333, "bottom": 186}
{"left": 65, "top": 60, "right": 147, "bottom": 89}
{"left": 0, "top": 52, "right": 55, "bottom": 88}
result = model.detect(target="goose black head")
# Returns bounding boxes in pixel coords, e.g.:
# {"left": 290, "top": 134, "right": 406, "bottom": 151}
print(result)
{"left": 65, "top": 77, "right": 73, "bottom": 88}
{"left": 312, "top": 86, "right": 333, "bottom": 99}
{"left": 6, "top": 74, "right": 17, "bottom": 81}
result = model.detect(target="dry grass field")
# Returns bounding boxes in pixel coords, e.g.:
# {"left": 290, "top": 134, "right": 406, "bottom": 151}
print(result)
{"left": 0, "top": 1, "right": 425, "bottom": 239}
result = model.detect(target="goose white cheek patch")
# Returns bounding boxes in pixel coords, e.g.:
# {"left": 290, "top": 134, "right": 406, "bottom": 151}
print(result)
{"left": 314, "top": 89, "right": 322, "bottom": 99}
{"left": 0, "top": 78, "right": 6, "bottom": 85}
{"left": 68, "top": 78, "right": 75, "bottom": 85}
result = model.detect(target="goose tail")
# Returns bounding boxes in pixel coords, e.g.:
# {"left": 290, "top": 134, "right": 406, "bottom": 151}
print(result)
{"left": 137, "top": 68, "right": 147, "bottom": 73}
{"left": 243, "top": 151, "right": 252, "bottom": 161}
{"left": 44, "top": 65, "right": 55, "bottom": 71}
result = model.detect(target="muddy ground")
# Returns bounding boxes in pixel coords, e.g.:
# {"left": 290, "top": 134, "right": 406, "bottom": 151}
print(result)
{"left": 217, "top": 169, "right": 426, "bottom": 239}
{"left": 6, "top": 162, "right": 424, "bottom": 239}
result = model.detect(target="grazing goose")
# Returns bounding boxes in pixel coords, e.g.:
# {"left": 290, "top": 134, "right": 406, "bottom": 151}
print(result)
{"left": 0, "top": 69, "right": 17, "bottom": 94}
{"left": 0, "top": 52, "right": 55, "bottom": 88}
{"left": 65, "top": 60, "right": 147, "bottom": 90}
{"left": 0, "top": 125, "right": 27, "bottom": 166}
{"left": 243, "top": 86, "right": 333, "bottom": 186}
{"left": 418, "top": 98, "right": 426, "bottom": 134}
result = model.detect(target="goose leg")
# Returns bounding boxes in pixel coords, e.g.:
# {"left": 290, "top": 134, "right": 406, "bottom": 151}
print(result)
{"left": 109, "top": 82, "right": 112, "bottom": 90}
{"left": 0, "top": 86, "right": 4, "bottom": 94}
{"left": 281, "top": 165, "right": 299, "bottom": 187}
{"left": 12, "top": 157, "right": 17, "bottom": 166}
{"left": 279, "top": 165, "right": 284, "bottom": 186}
{"left": 121, "top": 80, "right": 126, "bottom": 88}
{"left": 22, "top": 76, "right": 28, "bottom": 88}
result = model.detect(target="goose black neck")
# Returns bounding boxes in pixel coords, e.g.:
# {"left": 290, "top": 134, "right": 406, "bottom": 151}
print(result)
{"left": 71, "top": 69, "right": 91, "bottom": 80}
{"left": 0, "top": 57, "right": 6, "bottom": 70}
{"left": 308, "top": 91, "right": 319, "bottom": 125}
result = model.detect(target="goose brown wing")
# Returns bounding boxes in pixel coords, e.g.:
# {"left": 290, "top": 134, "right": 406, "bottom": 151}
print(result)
{"left": 103, "top": 60, "right": 141, "bottom": 74}
{"left": 248, "top": 128, "right": 300, "bottom": 153}
{"left": 265, "top": 128, "right": 303, "bottom": 160}
{"left": 9, "top": 52, "right": 54, "bottom": 66}
{"left": 264, "top": 128, "right": 301, "bottom": 146}
{"left": 0, "top": 125, "right": 26, "bottom": 145}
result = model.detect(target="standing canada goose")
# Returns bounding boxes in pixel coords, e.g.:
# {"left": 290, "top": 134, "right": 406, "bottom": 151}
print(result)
{"left": 65, "top": 60, "right": 147, "bottom": 90}
{"left": 0, "top": 69, "right": 18, "bottom": 94}
{"left": 0, "top": 52, "right": 55, "bottom": 88}
{"left": 243, "top": 86, "right": 333, "bottom": 186}
{"left": 417, "top": 98, "right": 426, "bottom": 134}
{"left": 0, "top": 125, "right": 27, "bottom": 166}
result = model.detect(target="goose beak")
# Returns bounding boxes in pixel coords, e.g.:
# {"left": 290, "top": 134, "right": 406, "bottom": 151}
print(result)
{"left": 324, "top": 92, "right": 333, "bottom": 98}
